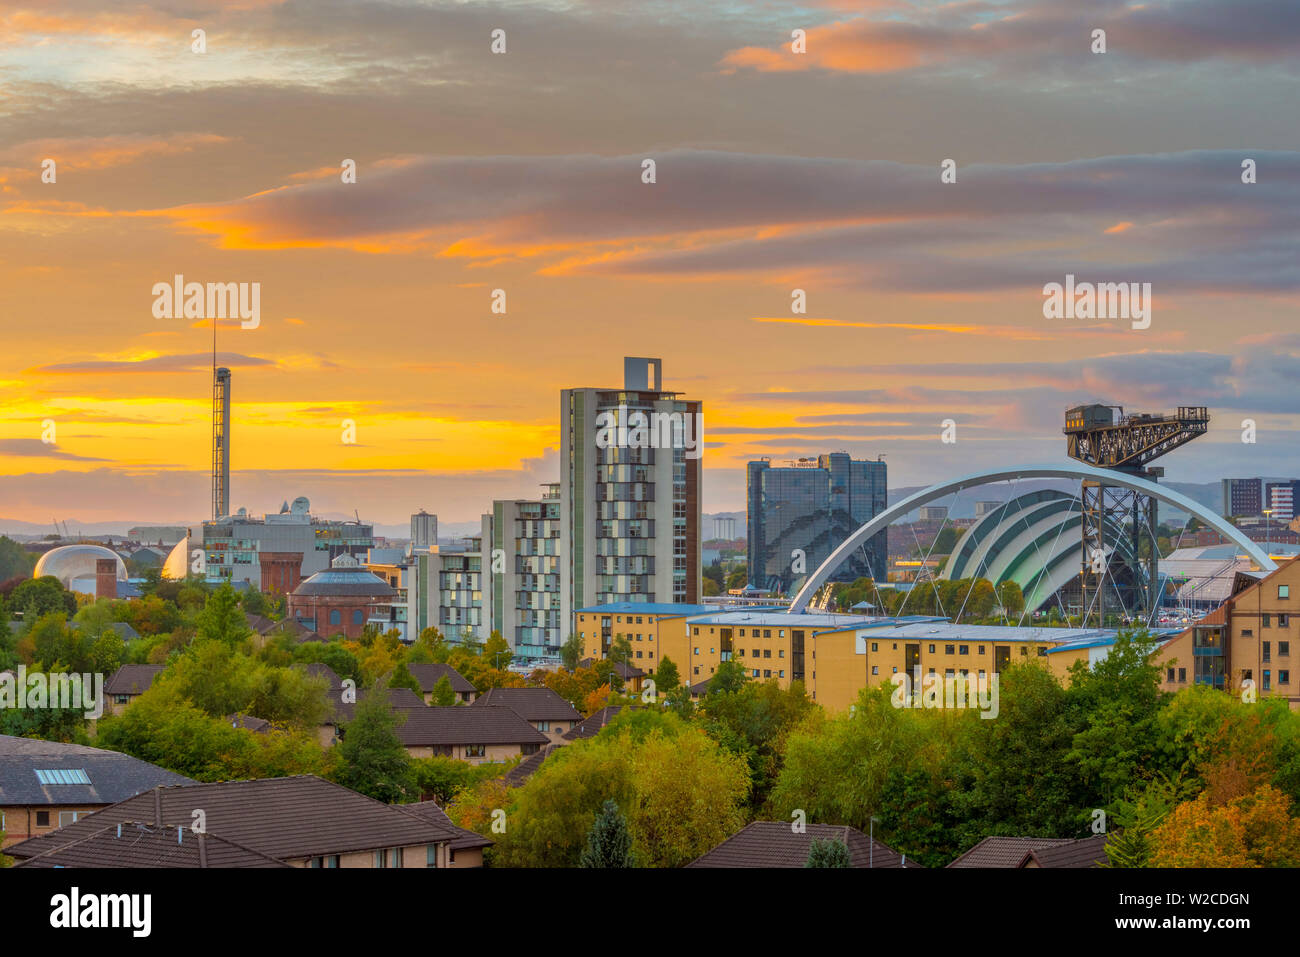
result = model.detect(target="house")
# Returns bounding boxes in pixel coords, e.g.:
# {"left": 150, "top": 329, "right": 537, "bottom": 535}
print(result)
{"left": 6, "top": 775, "right": 488, "bottom": 868}
{"left": 471, "top": 687, "right": 581, "bottom": 743}
{"left": 103, "top": 664, "right": 165, "bottom": 716}
{"left": 688, "top": 822, "right": 921, "bottom": 868}
{"left": 227, "top": 713, "right": 271, "bottom": 733}
{"left": 562, "top": 705, "right": 623, "bottom": 741}
{"left": 502, "top": 744, "right": 560, "bottom": 788}
{"left": 321, "top": 687, "right": 548, "bottom": 762}
{"left": 578, "top": 658, "right": 645, "bottom": 694}
{"left": 397, "top": 800, "right": 493, "bottom": 867}
{"left": 0, "top": 735, "right": 193, "bottom": 847}
{"left": 318, "top": 686, "right": 427, "bottom": 748}
{"left": 106, "top": 622, "right": 140, "bottom": 642}
{"left": 1018, "top": 834, "right": 1109, "bottom": 868}
{"left": 947, "top": 836, "right": 1079, "bottom": 868}
{"left": 689, "top": 678, "right": 711, "bottom": 702}
{"left": 407, "top": 663, "right": 478, "bottom": 704}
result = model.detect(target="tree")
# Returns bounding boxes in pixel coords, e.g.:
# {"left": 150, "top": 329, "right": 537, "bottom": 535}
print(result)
{"left": 389, "top": 661, "right": 424, "bottom": 697}
{"left": 194, "top": 583, "right": 251, "bottom": 645}
{"left": 430, "top": 675, "right": 457, "bottom": 707}
{"left": 708, "top": 659, "right": 751, "bottom": 696}
{"left": 1149, "top": 784, "right": 1300, "bottom": 867}
{"left": 560, "top": 633, "right": 583, "bottom": 672}
{"left": 806, "top": 838, "right": 851, "bottom": 868}
{"left": 608, "top": 635, "right": 633, "bottom": 666}
{"left": 996, "top": 580, "right": 1025, "bottom": 618}
{"left": 655, "top": 656, "right": 681, "bottom": 690}
{"left": 0, "top": 536, "right": 36, "bottom": 581}
{"left": 334, "top": 683, "right": 416, "bottom": 803}
{"left": 580, "top": 799, "right": 635, "bottom": 867}
{"left": 9, "top": 576, "right": 75, "bottom": 621}
{"left": 484, "top": 632, "right": 513, "bottom": 670}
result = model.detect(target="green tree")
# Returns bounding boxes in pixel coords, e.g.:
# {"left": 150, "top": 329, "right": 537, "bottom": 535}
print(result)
{"left": 580, "top": 798, "right": 635, "bottom": 868}
{"left": 806, "top": 838, "right": 851, "bottom": 868}
{"left": 608, "top": 635, "right": 633, "bottom": 666}
{"left": 430, "top": 675, "right": 457, "bottom": 707}
{"left": 655, "top": 656, "right": 681, "bottom": 689}
{"left": 389, "top": 660, "right": 424, "bottom": 696}
{"left": 0, "top": 536, "right": 37, "bottom": 581}
{"left": 194, "top": 583, "right": 251, "bottom": 645}
{"left": 561, "top": 633, "right": 583, "bottom": 671}
{"left": 483, "top": 632, "right": 513, "bottom": 670}
{"left": 9, "top": 576, "right": 75, "bottom": 621}
{"left": 334, "top": 683, "right": 416, "bottom": 803}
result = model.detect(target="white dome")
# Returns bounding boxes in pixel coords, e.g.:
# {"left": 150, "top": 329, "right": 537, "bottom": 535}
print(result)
{"left": 161, "top": 536, "right": 192, "bottom": 580}
{"left": 32, "top": 545, "right": 127, "bottom": 588}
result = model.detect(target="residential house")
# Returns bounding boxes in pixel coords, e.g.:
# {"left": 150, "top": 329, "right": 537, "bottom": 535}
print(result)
{"left": 688, "top": 822, "right": 920, "bottom": 868}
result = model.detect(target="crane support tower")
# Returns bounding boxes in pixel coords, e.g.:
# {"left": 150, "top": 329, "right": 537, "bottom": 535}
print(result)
{"left": 1064, "top": 405, "right": 1209, "bottom": 626}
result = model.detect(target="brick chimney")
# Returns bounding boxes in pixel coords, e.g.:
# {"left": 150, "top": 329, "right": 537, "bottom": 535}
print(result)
{"left": 95, "top": 558, "right": 118, "bottom": 600}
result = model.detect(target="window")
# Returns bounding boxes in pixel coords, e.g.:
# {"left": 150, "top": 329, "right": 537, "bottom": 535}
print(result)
{"left": 871, "top": 642, "right": 878, "bottom": 652}
{"left": 959, "top": 645, "right": 969, "bottom": 656}
{"left": 1282, "top": 641, "right": 1291, "bottom": 656}
{"left": 426, "top": 846, "right": 439, "bottom": 868}
{"left": 536, "top": 721, "right": 550, "bottom": 732}
{"left": 1264, "top": 641, "right": 1272, "bottom": 662}
{"left": 464, "top": 745, "right": 486, "bottom": 758}
{"left": 752, "top": 669, "right": 760, "bottom": 678}
{"left": 779, "top": 670, "right": 785, "bottom": 678}
{"left": 1167, "top": 668, "right": 1176, "bottom": 682}
{"left": 978, "top": 645, "right": 985, "bottom": 655}
{"left": 113, "top": 695, "right": 129, "bottom": 705}
{"left": 352, "top": 610, "right": 364, "bottom": 625}
{"left": 694, "top": 647, "right": 699, "bottom": 655}
{"left": 521, "top": 743, "right": 540, "bottom": 755}
{"left": 764, "top": 649, "right": 772, "bottom": 659}
{"left": 1178, "top": 668, "right": 1187, "bottom": 683}
{"left": 1281, "top": 585, "right": 1291, "bottom": 599}
{"left": 778, "top": 649, "right": 785, "bottom": 658}
{"left": 1264, "top": 670, "right": 1272, "bottom": 691}
{"left": 34, "top": 769, "right": 90, "bottom": 785}
{"left": 945, "top": 644, "right": 955, "bottom": 655}
{"left": 871, "top": 666, "right": 878, "bottom": 675}
{"left": 36, "top": 811, "right": 50, "bottom": 827}
{"left": 311, "top": 855, "right": 340, "bottom": 868}
{"left": 1242, "top": 629, "right": 1254, "bottom": 637}
{"left": 1282, "top": 615, "right": 1291, "bottom": 628}
{"left": 1264, "top": 614, "right": 1272, "bottom": 628}
{"left": 738, "top": 648, "right": 745, "bottom": 657}
{"left": 763, "top": 670, "right": 772, "bottom": 678}
{"left": 329, "top": 609, "right": 342, "bottom": 626}
{"left": 945, "top": 669, "right": 955, "bottom": 678}
{"left": 58, "top": 811, "right": 81, "bottom": 827}
{"left": 1282, "top": 670, "right": 1291, "bottom": 685}
{"left": 374, "top": 848, "right": 404, "bottom": 868}
{"left": 929, "top": 644, "right": 936, "bottom": 654}
{"left": 739, "top": 629, "right": 746, "bottom": 637}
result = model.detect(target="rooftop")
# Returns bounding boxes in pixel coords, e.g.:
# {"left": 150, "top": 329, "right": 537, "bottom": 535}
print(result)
{"left": 472, "top": 687, "right": 581, "bottom": 722}
{"left": 688, "top": 821, "right": 920, "bottom": 869}
{"left": 0, "top": 734, "right": 194, "bottom": 807}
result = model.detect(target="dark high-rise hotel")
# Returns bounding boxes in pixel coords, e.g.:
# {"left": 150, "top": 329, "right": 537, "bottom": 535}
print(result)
{"left": 747, "top": 453, "right": 887, "bottom": 594}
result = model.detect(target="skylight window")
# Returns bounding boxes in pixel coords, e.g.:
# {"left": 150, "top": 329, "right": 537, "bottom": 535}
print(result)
{"left": 35, "top": 769, "right": 90, "bottom": 785}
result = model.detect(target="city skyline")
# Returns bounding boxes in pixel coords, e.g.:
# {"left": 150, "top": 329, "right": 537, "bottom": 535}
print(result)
{"left": 2, "top": 0, "right": 1298, "bottom": 525}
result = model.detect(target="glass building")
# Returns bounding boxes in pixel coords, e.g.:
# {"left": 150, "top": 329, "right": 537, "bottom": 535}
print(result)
{"left": 747, "top": 453, "right": 887, "bottom": 594}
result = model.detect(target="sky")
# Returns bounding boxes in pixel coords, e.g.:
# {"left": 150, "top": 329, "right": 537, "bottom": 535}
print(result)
{"left": 1, "top": 0, "right": 1298, "bottom": 527}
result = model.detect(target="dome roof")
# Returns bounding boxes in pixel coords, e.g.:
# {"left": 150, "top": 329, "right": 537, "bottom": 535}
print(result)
{"left": 292, "top": 564, "right": 397, "bottom": 598}
{"left": 161, "top": 536, "right": 191, "bottom": 580}
{"left": 33, "top": 545, "right": 128, "bottom": 588}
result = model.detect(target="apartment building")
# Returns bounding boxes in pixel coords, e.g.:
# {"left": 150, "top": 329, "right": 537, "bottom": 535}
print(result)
{"left": 561, "top": 357, "right": 703, "bottom": 630}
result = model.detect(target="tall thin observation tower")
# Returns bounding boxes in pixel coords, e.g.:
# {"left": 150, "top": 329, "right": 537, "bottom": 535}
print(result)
{"left": 212, "top": 367, "right": 231, "bottom": 520}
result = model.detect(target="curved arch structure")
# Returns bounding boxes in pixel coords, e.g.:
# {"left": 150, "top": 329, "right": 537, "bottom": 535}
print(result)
{"left": 788, "top": 463, "right": 1277, "bottom": 614}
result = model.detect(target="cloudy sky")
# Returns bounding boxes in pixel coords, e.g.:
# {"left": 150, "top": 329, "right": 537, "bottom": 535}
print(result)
{"left": 1, "top": 0, "right": 1297, "bottom": 526}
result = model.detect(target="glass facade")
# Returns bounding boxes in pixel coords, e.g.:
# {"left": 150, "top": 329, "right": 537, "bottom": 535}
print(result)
{"left": 747, "top": 453, "right": 887, "bottom": 593}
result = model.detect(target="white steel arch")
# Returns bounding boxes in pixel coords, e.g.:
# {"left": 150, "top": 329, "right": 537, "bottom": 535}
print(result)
{"left": 788, "top": 463, "right": 1276, "bottom": 613}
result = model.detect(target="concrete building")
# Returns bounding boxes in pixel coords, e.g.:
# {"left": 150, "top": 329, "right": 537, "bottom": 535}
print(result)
{"left": 560, "top": 357, "right": 703, "bottom": 631}
{"left": 410, "top": 510, "right": 437, "bottom": 551}
{"left": 1223, "top": 478, "right": 1263, "bottom": 518}
{"left": 200, "top": 496, "right": 374, "bottom": 588}
{"left": 491, "top": 486, "right": 563, "bottom": 659}
{"left": 747, "top": 453, "right": 888, "bottom": 594}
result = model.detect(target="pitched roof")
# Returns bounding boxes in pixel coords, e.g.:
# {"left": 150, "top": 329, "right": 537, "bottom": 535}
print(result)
{"left": 6, "top": 775, "right": 456, "bottom": 863}
{"left": 407, "top": 663, "right": 476, "bottom": 695}
{"left": 579, "top": 659, "right": 644, "bottom": 680}
{"left": 471, "top": 687, "right": 580, "bottom": 722}
{"left": 563, "top": 706, "right": 623, "bottom": 740}
{"left": 397, "top": 800, "right": 493, "bottom": 851}
{"left": 14, "top": 821, "right": 291, "bottom": 869}
{"left": 227, "top": 713, "right": 271, "bottom": 733}
{"left": 947, "top": 835, "right": 1077, "bottom": 868}
{"left": 1020, "top": 834, "right": 1109, "bottom": 868}
{"left": 106, "top": 621, "right": 140, "bottom": 641}
{"left": 327, "top": 686, "right": 427, "bottom": 724}
{"left": 299, "top": 662, "right": 344, "bottom": 691}
{"left": 503, "top": 744, "right": 559, "bottom": 788}
{"left": 688, "top": 822, "right": 921, "bottom": 869}
{"left": 0, "top": 734, "right": 193, "bottom": 806}
{"left": 104, "top": 664, "right": 164, "bottom": 696}
{"left": 393, "top": 706, "right": 549, "bottom": 747}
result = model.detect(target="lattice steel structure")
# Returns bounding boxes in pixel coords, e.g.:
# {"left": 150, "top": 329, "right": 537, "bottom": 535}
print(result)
{"left": 1064, "top": 405, "right": 1209, "bottom": 625}
{"left": 212, "top": 367, "right": 231, "bottom": 521}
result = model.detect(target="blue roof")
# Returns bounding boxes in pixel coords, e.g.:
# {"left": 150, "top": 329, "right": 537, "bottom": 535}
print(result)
{"left": 576, "top": 603, "right": 726, "bottom": 615}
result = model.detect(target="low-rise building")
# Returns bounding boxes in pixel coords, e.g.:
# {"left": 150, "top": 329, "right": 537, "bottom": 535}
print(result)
{"left": 0, "top": 735, "right": 192, "bottom": 847}
{"left": 689, "top": 821, "right": 920, "bottom": 868}
{"left": 406, "top": 663, "right": 477, "bottom": 704}
{"left": 104, "top": 664, "right": 165, "bottom": 716}
{"left": 6, "top": 775, "right": 487, "bottom": 868}
{"left": 471, "top": 687, "right": 582, "bottom": 744}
